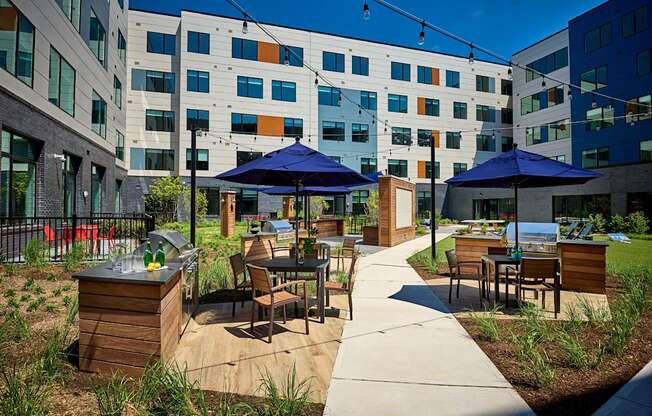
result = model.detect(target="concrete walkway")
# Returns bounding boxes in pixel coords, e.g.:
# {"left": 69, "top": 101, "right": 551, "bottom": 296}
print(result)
{"left": 324, "top": 231, "right": 533, "bottom": 416}
{"left": 594, "top": 359, "right": 652, "bottom": 415}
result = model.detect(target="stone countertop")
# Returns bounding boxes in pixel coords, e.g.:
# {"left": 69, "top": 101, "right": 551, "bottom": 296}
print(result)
{"left": 73, "top": 261, "right": 183, "bottom": 285}
{"left": 557, "top": 239, "right": 609, "bottom": 246}
{"left": 451, "top": 233, "right": 502, "bottom": 240}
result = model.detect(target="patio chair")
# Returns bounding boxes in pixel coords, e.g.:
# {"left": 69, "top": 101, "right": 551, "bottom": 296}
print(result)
{"left": 96, "top": 224, "right": 116, "bottom": 255}
{"left": 576, "top": 223, "right": 593, "bottom": 240}
{"left": 229, "top": 253, "right": 252, "bottom": 317}
{"left": 506, "top": 257, "right": 559, "bottom": 318}
{"left": 335, "top": 237, "right": 357, "bottom": 275}
{"left": 564, "top": 221, "right": 580, "bottom": 239}
{"left": 484, "top": 246, "right": 510, "bottom": 298}
{"left": 246, "top": 264, "right": 309, "bottom": 343}
{"left": 267, "top": 239, "right": 290, "bottom": 258}
{"left": 324, "top": 254, "right": 357, "bottom": 320}
{"left": 445, "top": 249, "right": 488, "bottom": 306}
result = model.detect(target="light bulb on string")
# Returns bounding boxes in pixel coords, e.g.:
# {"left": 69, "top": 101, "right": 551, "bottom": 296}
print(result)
{"left": 541, "top": 77, "right": 546, "bottom": 88}
{"left": 242, "top": 15, "right": 248, "bottom": 34}
{"left": 362, "top": 1, "right": 370, "bottom": 20}
{"left": 417, "top": 23, "right": 425, "bottom": 46}
{"left": 468, "top": 45, "right": 475, "bottom": 65}
{"left": 283, "top": 47, "right": 290, "bottom": 66}
{"left": 507, "top": 63, "right": 513, "bottom": 78}
{"left": 591, "top": 94, "right": 597, "bottom": 108}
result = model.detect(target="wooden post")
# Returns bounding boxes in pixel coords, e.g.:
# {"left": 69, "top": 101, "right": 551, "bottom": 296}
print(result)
{"left": 282, "top": 196, "right": 294, "bottom": 219}
{"left": 220, "top": 191, "right": 236, "bottom": 238}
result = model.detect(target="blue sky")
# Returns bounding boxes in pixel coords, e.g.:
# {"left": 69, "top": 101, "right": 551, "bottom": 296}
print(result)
{"left": 130, "top": 0, "right": 606, "bottom": 61}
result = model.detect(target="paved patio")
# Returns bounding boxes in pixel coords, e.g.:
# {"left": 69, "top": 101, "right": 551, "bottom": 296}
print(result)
{"left": 324, "top": 229, "right": 533, "bottom": 416}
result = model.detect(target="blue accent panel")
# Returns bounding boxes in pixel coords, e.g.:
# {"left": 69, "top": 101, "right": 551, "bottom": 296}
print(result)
{"left": 569, "top": 0, "right": 652, "bottom": 167}
{"left": 318, "top": 87, "right": 377, "bottom": 173}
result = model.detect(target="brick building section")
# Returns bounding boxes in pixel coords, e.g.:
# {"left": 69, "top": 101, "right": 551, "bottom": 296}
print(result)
{"left": 220, "top": 191, "right": 236, "bottom": 238}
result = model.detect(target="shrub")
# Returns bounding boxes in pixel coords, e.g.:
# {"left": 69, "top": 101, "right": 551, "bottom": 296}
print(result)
{"left": 199, "top": 258, "right": 231, "bottom": 295}
{"left": 609, "top": 215, "right": 627, "bottom": 233}
{"left": 23, "top": 239, "right": 47, "bottom": 271}
{"left": 257, "top": 364, "right": 312, "bottom": 416}
{"left": 39, "top": 325, "right": 70, "bottom": 381}
{"left": 512, "top": 333, "right": 555, "bottom": 389}
{"left": 563, "top": 304, "right": 583, "bottom": 334}
{"left": 576, "top": 296, "right": 610, "bottom": 328}
{"left": 470, "top": 304, "right": 501, "bottom": 342}
{"left": 95, "top": 375, "right": 135, "bottom": 416}
{"left": 63, "top": 243, "right": 85, "bottom": 272}
{"left": 588, "top": 213, "right": 606, "bottom": 233}
{"left": 557, "top": 329, "right": 601, "bottom": 369}
{"left": 364, "top": 190, "right": 379, "bottom": 225}
{"left": 519, "top": 303, "right": 550, "bottom": 343}
{"left": 137, "top": 361, "right": 207, "bottom": 416}
{"left": 0, "top": 366, "right": 49, "bottom": 416}
{"left": 626, "top": 211, "right": 649, "bottom": 235}
{"left": 0, "top": 310, "right": 30, "bottom": 343}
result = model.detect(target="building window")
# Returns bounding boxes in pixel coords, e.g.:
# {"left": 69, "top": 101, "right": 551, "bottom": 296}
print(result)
{"left": 586, "top": 106, "right": 614, "bottom": 131}
{"left": 476, "top": 105, "right": 496, "bottom": 122}
{"left": 580, "top": 65, "right": 607, "bottom": 93}
{"left": 521, "top": 86, "right": 563, "bottom": 115}
{"left": 329, "top": 156, "right": 341, "bottom": 163}
{"left": 388, "top": 94, "right": 408, "bottom": 113}
{"left": 352, "top": 123, "right": 369, "bottom": 143}
{"left": 147, "top": 31, "right": 175, "bottom": 55}
{"left": 453, "top": 163, "right": 467, "bottom": 176}
{"left": 475, "top": 75, "right": 495, "bottom": 93}
{"left": 520, "top": 94, "right": 541, "bottom": 115}
{"left": 417, "top": 65, "right": 438, "bottom": 84}
{"left": 131, "top": 69, "right": 175, "bottom": 93}
{"left": 236, "top": 75, "right": 263, "bottom": 98}
{"left": 272, "top": 80, "right": 296, "bottom": 102}
{"left": 186, "top": 149, "right": 209, "bottom": 170}
{"left": 473, "top": 198, "right": 515, "bottom": 221}
{"left": 391, "top": 127, "right": 411, "bottom": 145}
{"left": 236, "top": 151, "right": 262, "bottom": 167}
{"left": 318, "top": 86, "right": 341, "bottom": 106}
{"left": 626, "top": 94, "right": 651, "bottom": 123}
{"left": 391, "top": 61, "right": 410, "bottom": 81}
{"left": 552, "top": 155, "right": 566, "bottom": 163}
{"left": 453, "top": 102, "right": 467, "bottom": 119}
{"left": 145, "top": 149, "right": 175, "bottom": 171}
{"left": 360, "top": 158, "right": 376, "bottom": 175}
{"left": 424, "top": 98, "right": 440, "bottom": 116}
{"left": 548, "top": 119, "right": 570, "bottom": 141}
{"left": 90, "top": 164, "right": 104, "bottom": 214}
{"left": 446, "top": 70, "right": 460, "bottom": 88}
{"left": 501, "top": 79, "right": 512, "bottom": 95}
{"left": 581, "top": 147, "right": 609, "bottom": 168}
{"left": 91, "top": 90, "right": 107, "bottom": 138}
{"left": 352, "top": 55, "right": 369, "bottom": 76}
{"left": 417, "top": 130, "right": 432, "bottom": 147}
{"left": 446, "top": 132, "right": 461, "bottom": 149}
{"left": 113, "top": 76, "right": 122, "bottom": 109}
{"left": 89, "top": 9, "right": 106, "bottom": 66}
{"left": 231, "top": 113, "right": 257, "bottom": 134}
{"left": 525, "top": 47, "right": 568, "bottom": 81}
{"left": 547, "top": 85, "right": 564, "bottom": 107}
{"left": 0, "top": 2, "right": 34, "bottom": 87}
{"left": 145, "top": 109, "right": 175, "bottom": 132}
{"left": 640, "top": 140, "right": 652, "bottom": 162}
{"left": 526, "top": 127, "right": 542, "bottom": 146}
{"left": 283, "top": 46, "right": 304, "bottom": 67}
{"left": 501, "top": 108, "right": 513, "bottom": 124}
{"left": 117, "top": 30, "right": 126, "bottom": 64}
{"left": 48, "top": 47, "right": 75, "bottom": 116}
{"left": 585, "top": 23, "right": 612, "bottom": 53}
{"left": 476, "top": 134, "right": 495, "bottom": 152}
{"left": 231, "top": 37, "right": 257, "bottom": 60}
{"left": 637, "top": 49, "right": 651, "bottom": 76}
{"left": 417, "top": 191, "right": 431, "bottom": 215}
{"left": 388, "top": 159, "right": 407, "bottom": 177}
{"left": 323, "top": 51, "right": 344, "bottom": 72}
{"left": 0, "top": 129, "right": 39, "bottom": 217}
{"left": 501, "top": 137, "right": 513, "bottom": 152}
{"left": 61, "top": 153, "right": 79, "bottom": 217}
{"left": 553, "top": 194, "right": 610, "bottom": 220}
{"left": 236, "top": 189, "right": 258, "bottom": 219}
{"left": 57, "top": 0, "right": 81, "bottom": 31}
{"left": 187, "top": 31, "right": 210, "bottom": 54}
{"left": 187, "top": 70, "right": 209, "bottom": 93}
{"left": 115, "top": 180, "right": 122, "bottom": 213}
{"left": 284, "top": 118, "right": 303, "bottom": 137}
{"left": 360, "top": 91, "right": 377, "bottom": 110}
{"left": 622, "top": 5, "right": 648, "bottom": 38}
{"left": 351, "top": 190, "right": 369, "bottom": 215}
{"left": 433, "top": 161, "right": 440, "bottom": 179}
{"left": 322, "top": 121, "right": 345, "bottom": 141}
{"left": 201, "top": 187, "right": 220, "bottom": 216}
{"left": 187, "top": 109, "right": 209, "bottom": 131}
{"left": 115, "top": 130, "right": 124, "bottom": 161}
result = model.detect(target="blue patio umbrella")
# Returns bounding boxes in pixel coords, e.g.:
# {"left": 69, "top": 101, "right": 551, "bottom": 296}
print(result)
{"left": 216, "top": 138, "right": 373, "bottom": 252}
{"left": 445, "top": 145, "right": 601, "bottom": 251}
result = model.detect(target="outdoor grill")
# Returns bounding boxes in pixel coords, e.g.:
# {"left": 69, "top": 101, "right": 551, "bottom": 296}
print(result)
{"left": 262, "top": 220, "right": 294, "bottom": 241}
{"left": 135, "top": 230, "right": 199, "bottom": 334}
{"left": 506, "top": 222, "right": 559, "bottom": 254}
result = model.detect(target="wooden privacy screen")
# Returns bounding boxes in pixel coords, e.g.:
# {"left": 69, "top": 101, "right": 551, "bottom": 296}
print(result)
{"left": 558, "top": 242, "right": 606, "bottom": 294}
{"left": 257, "top": 115, "right": 284, "bottom": 137}
{"left": 453, "top": 236, "right": 504, "bottom": 264}
{"left": 257, "top": 41, "right": 280, "bottom": 64}
{"left": 378, "top": 176, "right": 416, "bottom": 247}
{"left": 220, "top": 191, "right": 235, "bottom": 238}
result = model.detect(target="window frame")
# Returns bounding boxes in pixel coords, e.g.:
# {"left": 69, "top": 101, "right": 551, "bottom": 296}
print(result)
{"left": 352, "top": 123, "right": 369, "bottom": 143}
{"left": 186, "top": 109, "right": 209, "bottom": 131}
{"left": 391, "top": 127, "right": 411, "bottom": 145}
{"left": 391, "top": 61, "right": 411, "bottom": 81}
{"left": 581, "top": 147, "right": 609, "bottom": 168}
{"left": 48, "top": 46, "right": 76, "bottom": 117}
{"left": 388, "top": 94, "right": 408, "bottom": 113}
{"left": 272, "top": 80, "right": 296, "bottom": 102}
{"left": 145, "top": 109, "right": 175, "bottom": 132}
{"left": 322, "top": 121, "right": 345, "bottom": 141}
{"left": 323, "top": 51, "right": 345, "bottom": 73}
{"left": 187, "top": 31, "right": 210, "bottom": 54}
{"left": 446, "top": 131, "right": 461, "bottom": 149}
{"left": 352, "top": 55, "right": 369, "bottom": 76}
{"left": 387, "top": 159, "right": 408, "bottom": 177}
{"left": 446, "top": 70, "right": 460, "bottom": 88}
{"left": 91, "top": 90, "right": 107, "bottom": 138}
{"left": 237, "top": 75, "right": 263, "bottom": 99}
{"left": 185, "top": 148, "right": 209, "bottom": 170}
{"left": 318, "top": 86, "right": 341, "bottom": 106}
{"left": 187, "top": 69, "right": 209, "bottom": 93}
{"left": 284, "top": 118, "right": 303, "bottom": 138}
{"left": 147, "top": 31, "right": 176, "bottom": 55}
{"left": 453, "top": 102, "right": 467, "bottom": 119}
{"left": 231, "top": 113, "right": 257, "bottom": 135}
{"left": 360, "top": 91, "right": 377, "bottom": 110}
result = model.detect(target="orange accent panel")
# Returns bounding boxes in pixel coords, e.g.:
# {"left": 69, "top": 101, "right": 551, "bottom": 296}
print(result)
{"left": 257, "top": 115, "right": 284, "bottom": 137}
{"left": 431, "top": 68, "right": 440, "bottom": 85}
{"left": 257, "top": 42, "right": 280, "bottom": 64}
{"left": 417, "top": 161, "right": 426, "bottom": 178}
{"left": 432, "top": 130, "right": 440, "bottom": 148}
{"left": 0, "top": 7, "right": 18, "bottom": 31}
{"left": 417, "top": 97, "right": 425, "bottom": 115}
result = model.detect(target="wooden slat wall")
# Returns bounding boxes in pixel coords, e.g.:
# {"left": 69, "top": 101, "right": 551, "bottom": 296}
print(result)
{"left": 257, "top": 115, "right": 284, "bottom": 137}
{"left": 313, "top": 219, "right": 344, "bottom": 237}
{"left": 378, "top": 176, "right": 416, "bottom": 247}
{"left": 257, "top": 41, "right": 280, "bottom": 64}
{"left": 559, "top": 243, "right": 606, "bottom": 294}
{"left": 77, "top": 274, "right": 181, "bottom": 376}
{"left": 454, "top": 237, "right": 505, "bottom": 263}
{"left": 417, "top": 97, "right": 425, "bottom": 115}
{"left": 220, "top": 191, "right": 236, "bottom": 238}
{"left": 241, "top": 234, "right": 276, "bottom": 261}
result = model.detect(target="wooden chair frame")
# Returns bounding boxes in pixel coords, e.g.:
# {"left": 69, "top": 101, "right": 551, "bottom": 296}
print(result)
{"left": 325, "top": 255, "right": 357, "bottom": 320}
{"left": 445, "top": 249, "right": 488, "bottom": 306}
{"left": 506, "top": 257, "right": 559, "bottom": 318}
{"left": 229, "top": 253, "right": 251, "bottom": 317}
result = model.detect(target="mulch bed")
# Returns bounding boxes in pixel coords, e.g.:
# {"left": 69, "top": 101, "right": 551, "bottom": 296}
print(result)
{"left": 408, "top": 259, "right": 652, "bottom": 416}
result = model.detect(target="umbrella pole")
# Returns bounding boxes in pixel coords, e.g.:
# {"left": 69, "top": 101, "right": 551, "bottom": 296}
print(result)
{"left": 295, "top": 183, "right": 300, "bottom": 264}
{"left": 514, "top": 182, "right": 519, "bottom": 254}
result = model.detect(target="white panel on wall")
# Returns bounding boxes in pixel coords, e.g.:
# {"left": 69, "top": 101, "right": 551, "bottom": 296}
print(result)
{"left": 395, "top": 187, "right": 413, "bottom": 229}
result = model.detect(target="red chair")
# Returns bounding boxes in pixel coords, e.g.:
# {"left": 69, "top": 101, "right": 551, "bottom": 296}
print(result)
{"left": 96, "top": 224, "right": 116, "bottom": 254}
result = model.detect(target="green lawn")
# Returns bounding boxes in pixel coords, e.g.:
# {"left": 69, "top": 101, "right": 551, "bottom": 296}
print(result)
{"left": 407, "top": 236, "right": 454, "bottom": 272}
{"left": 594, "top": 235, "right": 652, "bottom": 275}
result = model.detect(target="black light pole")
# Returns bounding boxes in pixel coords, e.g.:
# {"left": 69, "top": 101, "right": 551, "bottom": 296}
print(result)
{"left": 430, "top": 132, "right": 436, "bottom": 260}
{"left": 190, "top": 124, "right": 198, "bottom": 246}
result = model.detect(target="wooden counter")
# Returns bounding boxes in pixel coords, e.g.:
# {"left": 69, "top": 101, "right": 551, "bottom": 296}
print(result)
{"left": 558, "top": 240, "right": 607, "bottom": 294}
{"left": 452, "top": 234, "right": 505, "bottom": 263}
{"left": 311, "top": 218, "right": 344, "bottom": 238}
{"left": 74, "top": 263, "right": 183, "bottom": 376}
{"left": 241, "top": 232, "right": 277, "bottom": 261}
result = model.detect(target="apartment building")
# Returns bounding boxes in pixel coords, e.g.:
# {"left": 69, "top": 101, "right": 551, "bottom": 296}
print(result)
{"left": 125, "top": 9, "right": 513, "bottom": 217}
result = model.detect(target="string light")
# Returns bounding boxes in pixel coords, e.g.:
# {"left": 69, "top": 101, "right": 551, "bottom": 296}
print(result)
{"left": 591, "top": 94, "right": 598, "bottom": 108}
{"left": 507, "top": 63, "right": 513, "bottom": 78}
{"left": 417, "top": 22, "right": 425, "bottom": 46}
{"left": 363, "top": 0, "right": 370, "bottom": 20}
{"left": 242, "top": 14, "right": 248, "bottom": 34}
{"left": 283, "top": 47, "right": 290, "bottom": 66}
{"left": 468, "top": 45, "right": 474, "bottom": 65}
{"left": 541, "top": 76, "right": 546, "bottom": 88}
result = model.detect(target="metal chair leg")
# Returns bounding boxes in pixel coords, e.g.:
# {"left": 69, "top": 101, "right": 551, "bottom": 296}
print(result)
{"left": 448, "top": 278, "right": 453, "bottom": 303}
{"left": 348, "top": 291, "right": 353, "bottom": 320}
{"left": 268, "top": 306, "right": 275, "bottom": 343}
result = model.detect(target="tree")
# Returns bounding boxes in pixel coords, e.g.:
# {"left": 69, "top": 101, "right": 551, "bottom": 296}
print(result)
{"left": 144, "top": 177, "right": 185, "bottom": 225}
{"left": 364, "top": 190, "right": 379, "bottom": 225}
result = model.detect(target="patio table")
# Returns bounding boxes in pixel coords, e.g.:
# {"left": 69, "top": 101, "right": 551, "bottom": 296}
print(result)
{"left": 250, "top": 256, "right": 330, "bottom": 323}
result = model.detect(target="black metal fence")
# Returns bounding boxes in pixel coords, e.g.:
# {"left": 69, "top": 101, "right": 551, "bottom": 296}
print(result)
{"left": 346, "top": 215, "right": 369, "bottom": 235}
{"left": 0, "top": 213, "right": 155, "bottom": 264}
